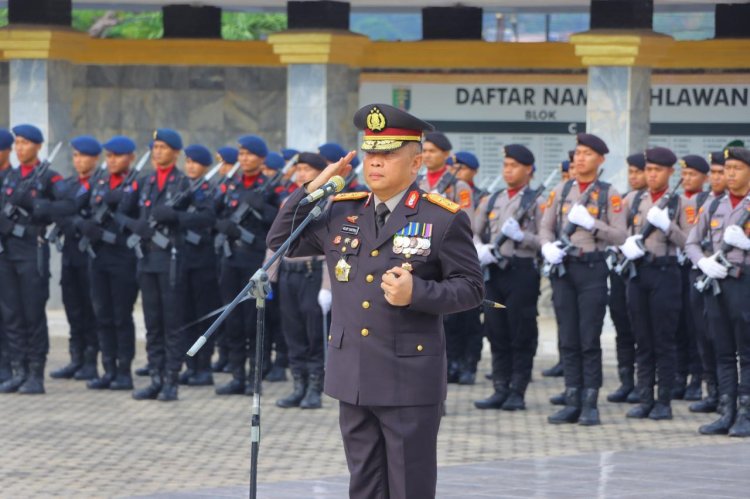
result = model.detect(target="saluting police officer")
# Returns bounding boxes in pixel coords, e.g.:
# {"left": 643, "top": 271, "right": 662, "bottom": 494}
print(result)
{"left": 607, "top": 153, "right": 646, "bottom": 404}
{"left": 0, "top": 125, "right": 64, "bottom": 394}
{"left": 540, "top": 133, "right": 627, "bottom": 426}
{"left": 618, "top": 147, "right": 689, "bottom": 420}
{"left": 268, "top": 103, "right": 484, "bottom": 499}
{"left": 473, "top": 144, "right": 542, "bottom": 410}
{"left": 0, "top": 129, "right": 17, "bottom": 384}
{"left": 214, "top": 135, "right": 279, "bottom": 396}
{"left": 82, "top": 136, "right": 141, "bottom": 391}
{"left": 685, "top": 146, "right": 750, "bottom": 437}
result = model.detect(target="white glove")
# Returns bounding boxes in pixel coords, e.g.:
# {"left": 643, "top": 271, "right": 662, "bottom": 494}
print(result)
{"left": 646, "top": 206, "right": 672, "bottom": 233}
{"left": 567, "top": 204, "right": 595, "bottom": 231}
{"left": 697, "top": 256, "right": 728, "bottom": 280}
{"left": 723, "top": 225, "right": 750, "bottom": 251}
{"left": 500, "top": 218, "right": 525, "bottom": 242}
{"left": 317, "top": 288, "right": 332, "bottom": 314}
{"left": 619, "top": 235, "right": 646, "bottom": 261}
{"left": 475, "top": 242, "right": 497, "bottom": 266}
{"left": 542, "top": 241, "right": 565, "bottom": 265}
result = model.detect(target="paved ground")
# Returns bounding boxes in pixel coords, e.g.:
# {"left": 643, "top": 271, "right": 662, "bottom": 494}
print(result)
{"left": 0, "top": 311, "right": 747, "bottom": 498}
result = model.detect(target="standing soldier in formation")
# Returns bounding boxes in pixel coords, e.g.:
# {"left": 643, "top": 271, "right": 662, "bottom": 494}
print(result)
{"left": 83, "top": 136, "right": 141, "bottom": 390}
{"left": 473, "top": 144, "right": 542, "bottom": 410}
{"left": 607, "top": 153, "right": 646, "bottom": 404}
{"left": 0, "top": 125, "right": 63, "bottom": 394}
{"left": 453, "top": 151, "right": 488, "bottom": 207}
{"left": 48, "top": 136, "right": 101, "bottom": 382}
{"left": 619, "top": 147, "right": 688, "bottom": 420}
{"left": 685, "top": 146, "right": 750, "bottom": 437}
{"left": 276, "top": 152, "right": 329, "bottom": 410}
{"left": 540, "top": 133, "right": 627, "bottom": 426}
{"left": 0, "top": 129, "right": 16, "bottom": 384}
{"left": 214, "top": 135, "right": 278, "bottom": 396}
{"left": 688, "top": 151, "right": 727, "bottom": 414}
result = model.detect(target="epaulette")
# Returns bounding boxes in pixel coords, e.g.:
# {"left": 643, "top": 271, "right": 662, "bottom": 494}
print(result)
{"left": 424, "top": 192, "right": 459, "bottom": 213}
{"left": 333, "top": 191, "right": 370, "bottom": 202}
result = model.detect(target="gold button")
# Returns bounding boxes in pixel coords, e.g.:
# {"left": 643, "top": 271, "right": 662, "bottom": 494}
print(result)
{"left": 370, "top": 249, "right": 379, "bottom": 257}
{"left": 362, "top": 301, "right": 370, "bottom": 309}
{"left": 361, "top": 328, "right": 369, "bottom": 337}
{"left": 366, "top": 274, "right": 374, "bottom": 283}
{"left": 328, "top": 335, "right": 332, "bottom": 341}
{"left": 417, "top": 345, "right": 424, "bottom": 352}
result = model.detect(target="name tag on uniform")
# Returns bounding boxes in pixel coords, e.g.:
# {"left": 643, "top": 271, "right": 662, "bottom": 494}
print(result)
{"left": 341, "top": 224, "right": 359, "bottom": 235}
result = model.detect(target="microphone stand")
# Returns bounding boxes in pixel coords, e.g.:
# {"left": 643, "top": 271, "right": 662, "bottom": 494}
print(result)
{"left": 186, "top": 197, "right": 328, "bottom": 499}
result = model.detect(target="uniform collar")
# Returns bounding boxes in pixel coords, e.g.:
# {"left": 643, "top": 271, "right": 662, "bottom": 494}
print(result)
{"left": 373, "top": 187, "right": 409, "bottom": 215}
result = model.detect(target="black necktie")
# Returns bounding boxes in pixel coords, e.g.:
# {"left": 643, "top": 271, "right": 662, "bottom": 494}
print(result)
{"left": 375, "top": 203, "right": 390, "bottom": 236}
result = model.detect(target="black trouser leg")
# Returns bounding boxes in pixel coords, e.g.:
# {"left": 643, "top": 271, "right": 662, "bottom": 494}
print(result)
{"left": 609, "top": 272, "right": 636, "bottom": 371}
{"left": 689, "top": 269, "right": 716, "bottom": 383}
{"left": 182, "top": 266, "right": 220, "bottom": 371}
{"left": 220, "top": 259, "right": 262, "bottom": 371}
{"left": 267, "top": 282, "right": 288, "bottom": 367}
{"left": 280, "top": 266, "right": 325, "bottom": 375}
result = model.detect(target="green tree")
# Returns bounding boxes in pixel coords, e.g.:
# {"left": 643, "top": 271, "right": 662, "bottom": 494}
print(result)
{"left": 221, "top": 12, "right": 287, "bottom": 40}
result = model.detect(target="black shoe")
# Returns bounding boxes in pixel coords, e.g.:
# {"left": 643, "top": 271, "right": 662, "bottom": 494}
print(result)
{"left": 49, "top": 351, "right": 82, "bottom": 380}
{"left": 627, "top": 386, "right": 655, "bottom": 419}
{"left": 549, "top": 390, "right": 566, "bottom": 406}
{"left": 87, "top": 361, "right": 116, "bottom": 390}
{"left": 671, "top": 375, "right": 687, "bottom": 400}
{"left": 215, "top": 366, "right": 245, "bottom": 396}
{"left": 683, "top": 376, "right": 703, "bottom": 401}
{"left": 579, "top": 388, "right": 600, "bottom": 426}
{"left": 626, "top": 389, "right": 641, "bottom": 404}
{"left": 135, "top": 364, "right": 150, "bottom": 377}
{"left": 110, "top": 363, "right": 134, "bottom": 390}
{"left": 178, "top": 369, "right": 195, "bottom": 386}
{"left": 0, "top": 360, "right": 11, "bottom": 384}
{"left": 300, "top": 372, "right": 323, "bottom": 409}
{"left": 689, "top": 380, "right": 718, "bottom": 413}
{"left": 132, "top": 371, "right": 163, "bottom": 400}
{"left": 157, "top": 372, "right": 179, "bottom": 401}
{"left": 264, "top": 365, "right": 287, "bottom": 382}
{"left": 607, "top": 367, "right": 634, "bottom": 403}
{"left": 211, "top": 348, "right": 229, "bottom": 373}
{"left": 277, "top": 370, "right": 307, "bottom": 408}
{"left": 700, "top": 395, "right": 736, "bottom": 435}
{"left": 729, "top": 395, "right": 750, "bottom": 438}
{"left": 458, "top": 370, "right": 476, "bottom": 385}
{"left": 542, "top": 362, "right": 564, "bottom": 378}
{"left": 501, "top": 390, "right": 526, "bottom": 411}
{"left": 18, "top": 361, "right": 45, "bottom": 395}
{"left": 548, "top": 387, "right": 581, "bottom": 424}
{"left": 0, "top": 362, "right": 28, "bottom": 393}
{"left": 475, "top": 382, "right": 509, "bottom": 409}
{"left": 187, "top": 370, "right": 214, "bottom": 386}
{"left": 447, "top": 361, "right": 460, "bottom": 384}
{"left": 73, "top": 348, "right": 99, "bottom": 381}
{"left": 648, "top": 386, "right": 673, "bottom": 420}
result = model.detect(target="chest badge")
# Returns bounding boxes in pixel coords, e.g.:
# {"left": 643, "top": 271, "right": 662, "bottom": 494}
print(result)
{"left": 334, "top": 257, "right": 351, "bottom": 283}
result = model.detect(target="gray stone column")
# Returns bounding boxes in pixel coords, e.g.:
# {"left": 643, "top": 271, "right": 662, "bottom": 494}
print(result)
{"left": 585, "top": 66, "right": 650, "bottom": 191}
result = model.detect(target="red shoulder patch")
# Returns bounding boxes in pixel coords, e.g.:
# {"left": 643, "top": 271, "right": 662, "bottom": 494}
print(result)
{"left": 405, "top": 190, "right": 420, "bottom": 209}
{"left": 611, "top": 195, "right": 622, "bottom": 213}
{"left": 459, "top": 189, "right": 471, "bottom": 209}
{"left": 50, "top": 175, "right": 62, "bottom": 183}
{"left": 220, "top": 184, "right": 228, "bottom": 194}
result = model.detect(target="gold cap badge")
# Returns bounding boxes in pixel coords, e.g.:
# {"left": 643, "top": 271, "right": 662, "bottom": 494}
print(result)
{"left": 366, "top": 107, "right": 386, "bottom": 133}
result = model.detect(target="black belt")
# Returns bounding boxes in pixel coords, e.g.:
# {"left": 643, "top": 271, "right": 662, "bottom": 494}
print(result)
{"left": 282, "top": 260, "right": 323, "bottom": 273}
{"left": 566, "top": 251, "right": 606, "bottom": 263}
{"left": 495, "top": 255, "right": 536, "bottom": 269}
{"left": 638, "top": 255, "right": 678, "bottom": 267}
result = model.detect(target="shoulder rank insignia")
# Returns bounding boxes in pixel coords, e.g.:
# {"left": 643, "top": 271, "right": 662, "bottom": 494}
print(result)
{"left": 424, "top": 193, "right": 459, "bottom": 213}
{"left": 333, "top": 192, "right": 370, "bottom": 202}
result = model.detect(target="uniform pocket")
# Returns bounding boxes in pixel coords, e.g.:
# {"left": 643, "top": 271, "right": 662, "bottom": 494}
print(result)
{"left": 328, "top": 324, "right": 344, "bottom": 349}
{"left": 395, "top": 332, "right": 441, "bottom": 357}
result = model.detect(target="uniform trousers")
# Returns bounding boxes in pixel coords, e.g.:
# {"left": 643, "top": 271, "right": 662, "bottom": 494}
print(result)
{"left": 91, "top": 261, "right": 138, "bottom": 365}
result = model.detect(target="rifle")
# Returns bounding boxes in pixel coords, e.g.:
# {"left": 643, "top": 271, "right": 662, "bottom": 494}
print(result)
{"left": 694, "top": 195, "right": 750, "bottom": 296}
{"left": 127, "top": 162, "right": 222, "bottom": 258}
{"left": 543, "top": 169, "right": 604, "bottom": 278}
{"left": 78, "top": 151, "right": 150, "bottom": 258}
{"left": 434, "top": 164, "right": 464, "bottom": 196}
{"left": 264, "top": 154, "right": 297, "bottom": 192}
{"left": 213, "top": 165, "right": 268, "bottom": 258}
{"left": 614, "top": 178, "right": 684, "bottom": 279}
{"left": 491, "top": 170, "right": 557, "bottom": 269}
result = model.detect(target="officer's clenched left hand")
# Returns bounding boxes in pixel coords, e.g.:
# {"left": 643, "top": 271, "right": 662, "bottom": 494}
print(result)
{"left": 646, "top": 206, "right": 671, "bottom": 233}
{"left": 567, "top": 204, "right": 595, "bottom": 231}
{"left": 381, "top": 266, "right": 413, "bottom": 306}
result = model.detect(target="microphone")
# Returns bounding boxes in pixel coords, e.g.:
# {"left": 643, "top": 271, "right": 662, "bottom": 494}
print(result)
{"left": 300, "top": 175, "right": 346, "bottom": 206}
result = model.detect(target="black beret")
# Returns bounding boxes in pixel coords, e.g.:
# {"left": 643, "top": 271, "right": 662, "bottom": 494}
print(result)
{"left": 503, "top": 144, "right": 535, "bottom": 166}
{"left": 296, "top": 152, "right": 328, "bottom": 171}
{"left": 679, "top": 154, "right": 709, "bottom": 174}
{"left": 709, "top": 151, "right": 725, "bottom": 166}
{"left": 423, "top": 131, "right": 452, "bottom": 152}
{"left": 725, "top": 147, "right": 750, "bottom": 167}
{"left": 576, "top": 133, "right": 609, "bottom": 155}
{"left": 645, "top": 147, "right": 677, "bottom": 168}
{"left": 454, "top": 151, "right": 479, "bottom": 170}
{"left": 626, "top": 153, "right": 646, "bottom": 170}
{"left": 353, "top": 103, "right": 434, "bottom": 152}
{"left": 567, "top": 150, "right": 575, "bottom": 162}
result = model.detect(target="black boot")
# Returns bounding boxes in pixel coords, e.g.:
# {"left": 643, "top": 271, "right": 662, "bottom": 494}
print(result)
{"left": 178, "top": 369, "right": 195, "bottom": 386}
{"left": 607, "top": 367, "right": 635, "bottom": 403}
{"left": 157, "top": 371, "right": 179, "bottom": 401}
{"left": 699, "top": 395, "right": 736, "bottom": 435}
{"left": 671, "top": 374, "right": 687, "bottom": 400}
{"left": 627, "top": 386, "right": 655, "bottom": 419}
{"left": 110, "top": 362, "right": 134, "bottom": 390}
{"left": 579, "top": 388, "right": 601, "bottom": 426}
{"left": 74, "top": 348, "right": 99, "bottom": 381}
{"left": 548, "top": 387, "right": 581, "bottom": 424}
{"left": 18, "top": 361, "right": 45, "bottom": 395}
{"left": 132, "top": 371, "right": 163, "bottom": 400}
{"left": 474, "top": 379, "right": 509, "bottom": 409}
{"left": 458, "top": 358, "right": 478, "bottom": 385}
{"left": 135, "top": 363, "right": 150, "bottom": 377}
{"left": 690, "top": 378, "right": 718, "bottom": 413}
{"left": 215, "top": 365, "right": 245, "bottom": 395}
{"left": 501, "top": 385, "right": 526, "bottom": 411}
{"left": 87, "top": 360, "right": 116, "bottom": 390}
{"left": 0, "top": 355, "right": 12, "bottom": 383}
{"left": 729, "top": 395, "right": 750, "bottom": 438}
{"left": 49, "top": 350, "right": 82, "bottom": 379}
{"left": 683, "top": 375, "right": 703, "bottom": 401}
{"left": 447, "top": 361, "right": 460, "bottom": 384}
{"left": 211, "top": 346, "right": 229, "bottom": 373}
{"left": 0, "top": 361, "right": 28, "bottom": 393}
{"left": 276, "top": 370, "right": 307, "bottom": 408}
{"left": 300, "top": 371, "right": 323, "bottom": 409}
{"left": 649, "top": 386, "right": 673, "bottom": 420}
{"left": 549, "top": 390, "right": 566, "bottom": 406}
{"left": 264, "top": 364, "right": 287, "bottom": 382}
{"left": 187, "top": 369, "right": 214, "bottom": 386}
{"left": 626, "top": 388, "right": 641, "bottom": 404}
{"left": 542, "top": 361, "right": 564, "bottom": 377}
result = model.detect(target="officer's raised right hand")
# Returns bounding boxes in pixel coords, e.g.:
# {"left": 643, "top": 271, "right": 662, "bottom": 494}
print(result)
{"left": 306, "top": 150, "right": 357, "bottom": 194}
